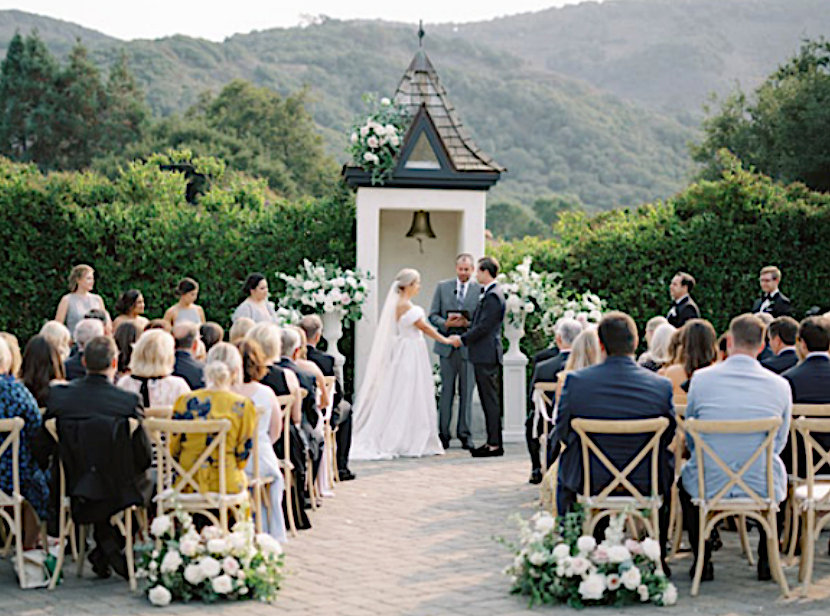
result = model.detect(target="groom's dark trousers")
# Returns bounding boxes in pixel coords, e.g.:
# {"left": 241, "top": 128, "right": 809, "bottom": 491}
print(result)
{"left": 475, "top": 363, "right": 502, "bottom": 447}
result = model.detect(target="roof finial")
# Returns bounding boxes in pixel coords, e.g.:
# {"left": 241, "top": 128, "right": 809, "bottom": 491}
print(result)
{"left": 418, "top": 20, "right": 425, "bottom": 48}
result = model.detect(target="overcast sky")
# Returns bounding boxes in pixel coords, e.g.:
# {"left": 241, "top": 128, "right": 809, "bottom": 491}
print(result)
{"left": 2, "top": 0, "right": 599, "bottom": 41}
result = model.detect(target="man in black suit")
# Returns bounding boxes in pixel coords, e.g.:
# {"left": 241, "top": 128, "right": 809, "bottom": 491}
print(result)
{"left": 550, "top": 312, "right": 675, "bottom": 561}
{"left": 753, "top": 266, "right": 793, "bottom": 318}
{"left": 172, "top": 323, "right": 204, "bottom": 390}
{"left": 666, "top": 271, "right": 700, "bottom": 328}
{"left": 64, "top": 318, "right": 104, "bottom": 381}
{"left": 299, "top": 314, "right": 355, "bottom": 482}
{"left": 525, "top": 318, "right": 582, "bottom": 484}
{"left": 761, "top": 316, "right": 799, "bottom": 374}
{"left": 450, "top": 256, "right": 506, "bottom": 457}
{"left": 35, "top": 336, "right": 151, "bottom": 579}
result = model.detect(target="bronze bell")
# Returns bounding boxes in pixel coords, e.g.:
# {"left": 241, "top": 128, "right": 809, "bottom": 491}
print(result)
{"left": 405, "top": 210, "right": 436, "bottom": 253}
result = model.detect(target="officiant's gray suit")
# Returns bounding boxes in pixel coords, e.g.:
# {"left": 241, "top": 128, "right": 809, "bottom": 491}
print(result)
{"left": 429, "top": 278, "right": 481, "bottom": 445}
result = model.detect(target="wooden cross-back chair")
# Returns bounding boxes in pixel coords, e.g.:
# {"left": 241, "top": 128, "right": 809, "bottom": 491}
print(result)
{"left": 323, "top": 376, "right": 338, "bottom": 484}
{"left": 571, "top": 417, "right": 669, "bottom": 539}
{"left": 276, "top": 393, "right": 298, "bottom": 537}
{"left": 532, "top": 382, "right": 557, "bottom": 473}
{"left": 0, "top": 418, "right": 27, "bottom": 588}
{"left": 684, "top": 417, "right": 789, "bottom": 597}
{"left": 248, "top": 406, "right": 274, "bottom": 535}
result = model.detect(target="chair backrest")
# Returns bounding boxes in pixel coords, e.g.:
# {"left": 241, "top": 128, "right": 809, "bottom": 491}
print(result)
{"left": 685, "top": 417, "right": 781, "bottom": 508}
{"left": 0, "top": 417, "right": 24, "bottom": 506}
{"left": 794, "top": 417, "right": 830, "bottom": 508}
{"left": 323, "top": 376, "right": 336, "bottom": 401}
{"left": 534, "top": 381, "right": 556, "bottom": 408}
{"left": 144, "top": 407, "right": 173, "bottom": 420}
{"left": 790, "top": 404, "right": 830, "bottom": 479}
{"left": 143, "top": 418, "right": 231, "bottom": 498}
{"left": 571, "top": 417, "right": 669, "bottom": 506}
{"left": 277, "top": 393, "right": 295, "bottom": 464}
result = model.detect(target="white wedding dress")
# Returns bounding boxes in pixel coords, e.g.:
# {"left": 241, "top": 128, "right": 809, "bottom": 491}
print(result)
{"left": 351, "top": 302, "right": 445, "bottom": 460}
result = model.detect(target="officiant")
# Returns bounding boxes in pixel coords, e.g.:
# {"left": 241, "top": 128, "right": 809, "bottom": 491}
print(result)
{"left": 429, "top": 254, "right": 480, "bottom": 450}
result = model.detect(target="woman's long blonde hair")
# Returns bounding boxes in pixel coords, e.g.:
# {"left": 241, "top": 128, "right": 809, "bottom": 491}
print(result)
{"left": 564, "top": 329, "right": 601, "bottom": 372}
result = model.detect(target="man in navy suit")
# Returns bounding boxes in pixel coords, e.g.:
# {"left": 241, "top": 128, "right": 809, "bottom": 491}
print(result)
{"left": 172, "top": 323, "right": 205, "bottom": 390}
{"left": 761, "top": 316, "right": 799, "bottom": 374}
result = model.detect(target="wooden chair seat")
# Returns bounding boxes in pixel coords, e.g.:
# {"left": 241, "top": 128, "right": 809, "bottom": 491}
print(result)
{"left": 794, "top": 483, "right": 830, "bottom": 502}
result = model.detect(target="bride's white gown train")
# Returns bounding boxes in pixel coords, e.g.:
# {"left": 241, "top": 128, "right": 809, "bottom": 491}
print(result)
{"left": 351, "top": 305, "right": 445, "bottom": 460}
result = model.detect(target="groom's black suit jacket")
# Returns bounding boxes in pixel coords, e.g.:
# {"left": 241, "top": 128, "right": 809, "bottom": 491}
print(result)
{"left": 461, "top": 283, "right": 505, "bottom": 365}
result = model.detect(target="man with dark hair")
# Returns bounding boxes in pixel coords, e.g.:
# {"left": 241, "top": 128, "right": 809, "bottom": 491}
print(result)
{"left": 753, "top": 266, "right": 793, "bottom": 318}
{"left": 761, "top": 316, "right": 799, "bottom": 374}
{"left": 666, "top": 272, "right": 700, "bottom": 328}
{"left": 172, "top": 322, "right": 204, "bottom": 389}
{"left": 550, "top": 311, "right": 675, "bottom": 570}
{"left": 782, "top": 317, "right": 830, "bottom": 403}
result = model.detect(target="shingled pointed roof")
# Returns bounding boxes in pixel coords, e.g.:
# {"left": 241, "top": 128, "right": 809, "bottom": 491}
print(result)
{"left": 395, "top": 51, "right": 505, "bottom": 174}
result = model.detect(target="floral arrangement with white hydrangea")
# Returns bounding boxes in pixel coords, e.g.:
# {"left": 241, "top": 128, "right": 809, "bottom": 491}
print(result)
{"left": 540, "top": 293, "right": 606, "bottom": 337}
{"left": 137, "top": 509, "right": 284, "bottom": 606}
{"left": 277, "top": 259, "right": 372, "bottom": 323}
{"left": 348, "top": 94, "right": 410, "bottom": 185}
{"left": 505, "top": 508, "right": 677, "bottom": 609}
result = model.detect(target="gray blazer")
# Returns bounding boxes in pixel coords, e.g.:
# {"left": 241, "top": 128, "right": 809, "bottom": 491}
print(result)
{"left": 429, "top": 278, "right": 481, "bottom": 358}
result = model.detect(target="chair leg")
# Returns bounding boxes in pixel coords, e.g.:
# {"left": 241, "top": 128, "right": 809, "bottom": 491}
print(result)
{"left": 801, "top": 507, "right": 816, "bottom": 596}
{"left": 13, "top": 502, "right": 25, "bottom": 589}
{"left": 691, "top": 511, "right": 708, "bottom": 597}
{"left": 77, "top": 524, "right": 87, "bottom": 577}
{"left": 738, "top": 515, "right": 755, "bottom": 566}
{"left": 766, "top": 511, "right": 789, "bottom": 597}
{"left": 125, "top": 511, "right": 136, "bottom": 592}
{"left": 284, "top": 472, "right": 298, "bottom": 538}
{"left": 306, "top": 453, "right": 318, "bottom": 511}
{"left": 49, "top": 506, "right": 70, "bottom": 590}
{"left": 786, "top": 497, "right": 801, "bottom": 566}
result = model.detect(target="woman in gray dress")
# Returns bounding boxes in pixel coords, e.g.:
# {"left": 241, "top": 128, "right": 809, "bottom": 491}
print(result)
{"left": 231, "top": 273, "right": 278, "bottom": 324}
{"left": 54, "top": 264, "right": 110, "bottom": 339}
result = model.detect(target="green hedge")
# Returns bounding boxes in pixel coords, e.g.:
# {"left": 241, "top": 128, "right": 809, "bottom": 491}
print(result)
{"left": 491, "top": 151, "right": 830, "bottom": 341}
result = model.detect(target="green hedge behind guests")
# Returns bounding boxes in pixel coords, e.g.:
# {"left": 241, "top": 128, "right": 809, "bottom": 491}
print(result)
{"left": 491, "top": 151, "right": 830, "bottom": 350}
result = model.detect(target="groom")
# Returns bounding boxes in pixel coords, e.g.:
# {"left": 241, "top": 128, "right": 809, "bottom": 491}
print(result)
{"left": 450, "top": 256, "right": 506, "bottom": 458}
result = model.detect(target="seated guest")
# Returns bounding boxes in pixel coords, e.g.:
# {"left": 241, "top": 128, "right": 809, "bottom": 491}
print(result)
{"left": 660, "top": 319, "right": 718, "bottom": 401}
{"left": 552, "top": 329, "right": 602, "bottom": 407}
{"left": 193, "top": 339, "right": 207, "bottom": 363}
{"left": 172, "top": 323, "right": 205, "bottom": 390}
{"left": 36, "top": 336, "right": 152, "bottom": 578}
{"left": 0, "top": 337, "right": 49, "bottom": 549}
{"left": 21, "top": 335, "right": 67, "bottom": 407}
{"left": 0, "top": 332, "right": 22, "bottom": 378}
{"left": 230, "top": 317, "right": 255, "bottom": 344}
{"left": 761, "top": 316, "right": 799, "bottom": 374}
{"left": 291, "top": 326, "right": 330, "bottom": 412}
{"left": 299, "top": 314, "right": 355, "bottom": 482}
{"left": 716, "top": 333, "right": 729, "bottom": 362}
{"left": 639, "top": 323, "right": 676, "bottom": 372}
{"left": 200, "top": 322, "right": 224, "bottom": 354}
{"left": 40, "top": 321, "right": 72, "bottom": 362}
{"left": 680, "top": 314, "right": 791, "bottom": 583}
{"left": 112, "top": 289, "right": 149, "bottom": 333}
{"left": 65, "top": 318, "right": 105, "bottom": 381}
{"left": 145, "top": 319, "right": 172, "bottom": 333}
{"left": 551, "top": 312, "right": 675, "bottom": 564}
{"left": 232, "top": 273, "right": 278, "bottom": 324}
{"left": 117, "top": 330, "right": 190, "bottom": 407}
{"left": 114, "top": 321, "right": 140, "bottom": 379}
{"left": 755, "top": 312, "right": 774, "bottom": 361}
{"left": 525, "top": 318, "right": 582, "bottom": 484}
{"left": 637, "top": 316, "right": 669, "bottom": 367}
{"left": 163, "top": 277, "right": 206, "bottom": 327}
{"left": 84, "top": 309, "right": 113, "bottom": 337}
{"left": 171, "top": 343, "right": 256, "bottom": 500}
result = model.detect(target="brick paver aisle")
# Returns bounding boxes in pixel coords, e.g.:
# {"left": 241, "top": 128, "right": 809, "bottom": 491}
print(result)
{"left": 2, "top": 443, "right": 829, "bottom": 615}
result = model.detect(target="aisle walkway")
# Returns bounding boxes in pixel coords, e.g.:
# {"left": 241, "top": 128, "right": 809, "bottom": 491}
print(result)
{"left": 2, "top": 443, "right": 829, "bottom": 615}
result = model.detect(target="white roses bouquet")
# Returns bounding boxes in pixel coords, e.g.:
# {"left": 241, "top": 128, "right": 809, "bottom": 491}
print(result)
{"left": 136, "top": 509, "right": 284, "bottom": 606}
{"left": 505, "top": 508, "right": 677, "bottom": 608}
{"left": 498, "top": 257, "right": 563, "bottom": 327}
{"left": 277, "top": 259, "right": 372, "bottom": 323}
{"left": 348, "top": 93, "right": 410, "bottom": 185}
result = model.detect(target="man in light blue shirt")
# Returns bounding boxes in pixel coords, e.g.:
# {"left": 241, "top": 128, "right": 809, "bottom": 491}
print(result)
{"left": 680, "top": 313, "right": 791, "bottom": 583}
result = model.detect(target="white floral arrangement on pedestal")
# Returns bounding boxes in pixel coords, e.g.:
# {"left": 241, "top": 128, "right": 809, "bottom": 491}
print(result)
{"left": 277, "top": 259, "right": 372, "bottom": 323}
{"left": 541, "top": 293, "right": 606, "bottom": 337}
{"left": 348, "top": 94, "right": 410, "bottom": 185}
{"left": 499, "top": 257, "right": 562, "bottom": 327}
{"left": 505, "top": 508, "right": 677, "bottom": 609}
{"left": 136, "top": 509, "right": 284, "bottom": 606}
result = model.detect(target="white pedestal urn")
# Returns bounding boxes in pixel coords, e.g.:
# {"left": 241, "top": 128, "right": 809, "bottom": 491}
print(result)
{"left": 502, "top": 311, "right": 529, "bottom": 444}
{"left": 322, "top": 309, "right": 346, "bottom": 385}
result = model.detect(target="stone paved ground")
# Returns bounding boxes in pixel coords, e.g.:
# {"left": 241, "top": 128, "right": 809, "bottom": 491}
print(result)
{"left": 2, "top": 443, "right": 830, "bottom": 615}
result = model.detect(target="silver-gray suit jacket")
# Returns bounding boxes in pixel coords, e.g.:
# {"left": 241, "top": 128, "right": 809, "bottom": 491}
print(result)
{"left": 428, "top": 278, "right": 481, "bottom": 359}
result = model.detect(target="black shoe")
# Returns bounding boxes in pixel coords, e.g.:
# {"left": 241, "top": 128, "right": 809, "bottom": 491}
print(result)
{"left": 440, "top": 437, "right": 450, "bottom": 450}
{"left": 529, "top": 469, "right": 543, "bottom": 484}
{"left": 471, "top": 446, "right": 504, "bottom": 458}
{"left": 757, "top": 559, "right": 771, "bottom": 581}
{"left": 338, "top": 469, "right": 356, "bottom": 481}
{"left": 107, "top": 552, "right": 129, "bottom": 581}
{"left": 661, "top": 560, "right": 672, "bottom": 579}
{"left": 87, "top": 549, "right": 111, "bottom": 579}
{"left": 711, "top": 527, "right": 723, "bottom": 551}
{"left": 689, "top": 560, "right": 714, "bottom": 582}
{"left": 460, "top": 439, "right": 475, "bottom": 451}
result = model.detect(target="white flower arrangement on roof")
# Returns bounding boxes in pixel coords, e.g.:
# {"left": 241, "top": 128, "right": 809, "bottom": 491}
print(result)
{"left": 277, "top": 259, "right": 372, "bottom": 323}
{"left": 348, "top": 93, "right": 410, "bottom": 185}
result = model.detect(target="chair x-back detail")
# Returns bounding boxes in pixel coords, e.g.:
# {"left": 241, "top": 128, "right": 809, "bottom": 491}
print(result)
{"left": 0, "top": 418, "right": 27, "bottom": 588}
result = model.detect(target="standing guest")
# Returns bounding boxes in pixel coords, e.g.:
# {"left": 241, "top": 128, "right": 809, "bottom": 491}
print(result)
{"left": 65, "top": 319, "right": 105, "bottom": 381}
{"left": 659, "top": 320, "right": 718, "bottom": 401}
{"left": 525, "top": 318, "right": 582, "bottom": 484}
{"left": 163, "top": 278, "right": 205, "bottom": 327}
{"left": 0, "top": 332, "right": 22, "bottom": 378}
{"left": 639, "top": 323, "right": 676, "bottom": 372}
{"left": 230, "top": 317, "right": 256, "bottom": 344}
{"left": 54, "top": 264, "right": 111, "bottom": 338}
{"left": 114, "top": 321, "right": 140, "bottom": 379}
{"left": 117, "top": 330, "right": 190, "bottom": 407}
{"left": 428, "top": 253, "right": 480, "bottom": 450}
{"left": 172, "top": 323, "right": 205, "bottom": 390}
{"left": 761, "top": 316, "right": 799, "bottom": 374}
{"left": 21, "top": 335, "right": 67, "bottom": 407}
{"left": 666, "top": 272, "right": 700, "bottom": 328}
{"left": 753, "top": 266, "right": 793, "bottom": 318}
{"left": 200, "top": 322, "right": 224, "bottom": 354}
{"left": 40, "top": 321, "right": 72, "bottom": 362}
{"left": 680, "top": 314, "right": 790, "bottom": 583}
{"left": 232, "top": 273, "right": 278, "bottom": 324}
{"left": 145, "top": 319, "right": 172, "bottom": 333}
{"left": 112, "top": 290, "right": 149, "bottom": 333}
{"left": 0, "top": 337, "right": 50, "bottom": 549}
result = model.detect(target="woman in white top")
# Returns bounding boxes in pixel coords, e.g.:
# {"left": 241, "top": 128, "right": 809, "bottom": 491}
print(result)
{"left": 116, "top": 329, "right": 191, "bottom": 407}
{"left": 55, "top": 264, "right": 111, "bottom": 339}
{"left": 232, "top": 273, "right": 278, "bottom": 324}
{"left": 164, "top": 278, "right": 206, "bottom": 328}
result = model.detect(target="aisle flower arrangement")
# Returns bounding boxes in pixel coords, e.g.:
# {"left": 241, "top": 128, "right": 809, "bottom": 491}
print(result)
{"left": 277, "top": 259, "right": 372, "bottom": 323}
{"left": 136, "top": 510, "right": 284, "bottom": 606}
{"left": 505, "top": 508, "right": 677, "bottom": 609}
{"left": 348, "top": 94, "right": 410, "bottom": 185}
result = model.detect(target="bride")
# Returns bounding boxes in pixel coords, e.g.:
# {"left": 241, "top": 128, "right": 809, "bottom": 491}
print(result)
{"left": 351, "top": 268, "right": 453, "bottom": 460}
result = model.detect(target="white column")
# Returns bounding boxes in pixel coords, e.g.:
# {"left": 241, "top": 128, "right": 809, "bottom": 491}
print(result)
{"left": 502, "top": 316, "right": 527, "bottom": 443}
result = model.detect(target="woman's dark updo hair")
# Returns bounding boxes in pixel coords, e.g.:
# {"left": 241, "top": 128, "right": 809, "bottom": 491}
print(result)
{"left": 114, "top": 289, "right": 143, "bottom": 316}
{"left": 114, "top": 321, "right": 140, "bottom": 374}
{"left": 176, "top": 277, "right": 199, "bottom": 296}
{"left": 242, "top": 273, "right": 266, "bottom": 299}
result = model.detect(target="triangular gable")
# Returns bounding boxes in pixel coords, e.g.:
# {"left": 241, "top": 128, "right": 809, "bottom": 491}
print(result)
{"left": 394, "top": 105, "right": 456, "bottom": 178}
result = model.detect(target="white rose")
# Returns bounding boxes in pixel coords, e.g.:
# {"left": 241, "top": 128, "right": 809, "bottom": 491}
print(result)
{"left": 577, "top": 536, "right": 597, "bottom": 554}
{"left": 578, "top": 572, "right": 607, "bottom": 601}
{"left": 366, "top": 136, "right": 379, "bottom": 149}
{"left": 360, "top": 125, "right": 370, "bottom": 137}
{"left": 255, "top": 533, "right": 284, "bottom": 557}
{"left": 160, "top": 550, "right": 183, "bottom": 574}
{"left": 380, "top": 97, "right": 391, "bottom": 106}
{"left": 534, "top": 513, "right": 555, "bottom": 534}
{"left": 528, "top": 551, "right": 547, "bottom": 566}
{"left": 607, "top": 545, "right": 632, "bottom": 564}
{"left": 184, "top": 563, "right": 205, "bottom": 585}
{"left": 328, "top": 289, "right": 343, "bottom": 303}
{"left": 211, "top": 573, "right": 234, "bottom": 595}
{"left": 640, "top": 538, "right": 662, "bottom": 563}
{"left": 332, "top": 277, "right": 345, "bottom": 287}
{"left": 180, "top": 538, "right": 200, "bottom": 558}
{"left": 637, "top": 584, "right": 650, "bottom": 602}
{"left": 207, "top": 538, "right": 229, "bottom": 556}
{"left": 150, "top": 515, "right": 172, "bottom": 538}
{"left": 660, "top": 584, "right": 678, "bottom": 606}
{"left": 552, "top": 543, "right": 571, "bottom": 560}
{"left": 199, "top": 556, "right": 221, "bottom": 579}
{"left": 354, "top": 291, "right": 364, "bottom": 302}
{"left": 620, "top": 566, "right": 641, "bottom": 590}
{"left": 200, "top": 526, "right": 223, "bottom": 542}
{"left": 606, "top": 573, "right": 621, "bottom": 591}
{"left": 148, "top": 560, "right": 158, "bottom": 572}
{"left": 389, "top": 134, "right": 400, "bottom": 147}
{"left": 569, "top": 556, "right": 591, "bottom": 576}
{"left": 228, "top": 532, "right": 248, "bottom": 555}
{"left": 350, "top": 132, "right": 358, "bottom": 144}
{"left": 588, "top": 310, "right": 602, "bottom": 322}
{"left": 345, "top": 276, "right": 357, "bottom": 287}
{"left": 302, "top": 280, "right": 316, "bottom": 291}
{"left": 222, "top": 556, "right": 240, "bottom": 577}
{"left": 148, "top": 585, "right": 172, "bottom": 607}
